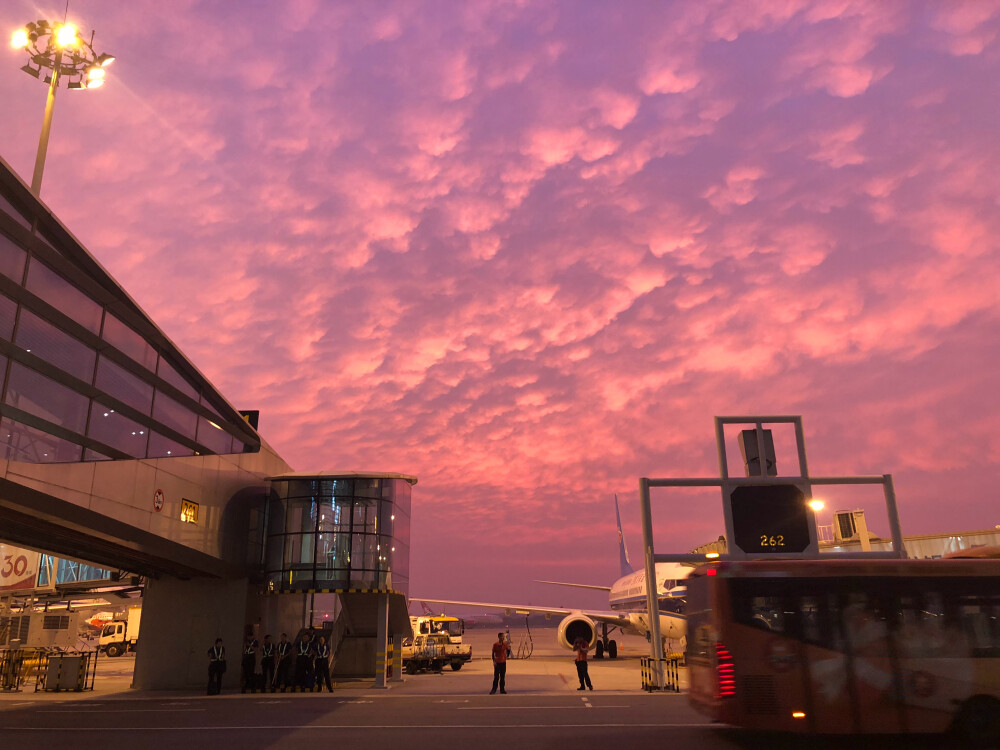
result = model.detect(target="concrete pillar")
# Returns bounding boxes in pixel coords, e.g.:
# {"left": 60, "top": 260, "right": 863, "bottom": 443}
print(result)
{"left": 373, "top": 593, "right": 389, "bottom": 689}
{"left": 132, "top": 576, "right": 248, "bottom": 690}
{"left": 391, "top": 631, "right": 404, "bottom": 682}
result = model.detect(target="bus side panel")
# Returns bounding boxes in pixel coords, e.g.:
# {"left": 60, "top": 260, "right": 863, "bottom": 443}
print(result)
{"left": 801, "top": 642, "right": 855, "bottom": 734}
{"left": 896, "top": 657, "right": 981, "bottom": 734}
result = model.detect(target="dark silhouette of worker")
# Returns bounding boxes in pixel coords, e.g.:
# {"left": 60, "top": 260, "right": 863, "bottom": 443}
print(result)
{"left": 314, "top": 635, "right": 333, "bottom": 692}
{"left": 573, "top": 637, "right": 593, "bottom": 691}
{"left": 260, "top": 635, "right": 275, "bottom": 691}
{"left": 274, "top": 633, "right": 292, "bottom": 688}
{"left": 207, "top": 638, "right": 226, "bottom": 695}
{"left": 240, "top": 632, "right": 259, "bottom": 693}
{"left": 490, "top": 632, "right": 508, "bottom": 694}
{"left": 294, "top": 631, "right": 314, "bottom": 689}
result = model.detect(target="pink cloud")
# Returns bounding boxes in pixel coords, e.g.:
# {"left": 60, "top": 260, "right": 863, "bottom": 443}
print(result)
{"left": 0, "top": 0, "right": 998, "bottom": 602}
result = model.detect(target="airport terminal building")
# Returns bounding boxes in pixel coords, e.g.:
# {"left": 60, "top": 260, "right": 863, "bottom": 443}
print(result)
{"left": 0, "top": 156, "right": 412, "bottom": 688}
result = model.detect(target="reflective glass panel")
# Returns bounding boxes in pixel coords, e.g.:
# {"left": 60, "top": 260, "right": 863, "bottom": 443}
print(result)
{"left": 15, "top": 309, "right": 96, "bottom": 381}
{"left": 152, "top": 392, "right": 197, "bottom": 439}
{"left": 25, "top": 260, "right": 102, "bottom": 333}
{"left": 282, "top": 533, "right": 316, "bottom": 567}
{"left": 196, "top": 415, "right": 232, "bottom": 454}
{"left": 0, "top": 231, "right": 26, "bottom": 282}
{"left": 0, "top": 194, "right": 32, "bottom": 230}
{"left": 0, "top": 416, "right": 83, "bottom": 463}
{"left": 4, "top": 362, "right": 89, "bottom": 433}
{"left": 102, "top": 314, "right": 157, "bottom": 371}
{"left": 0, "top": 294, "right": 17, "bottom": 340}
{"left": 148, "top": 430, "right": 194, "bottom": 458}
{"left": 157, "top": 358, "right": 198, "bottom": 400}
{"left": 96, "top": 356, "right": 153, "bottom": 414}
{"left": 87, "top": 401, "right": 149, "bottom": 457}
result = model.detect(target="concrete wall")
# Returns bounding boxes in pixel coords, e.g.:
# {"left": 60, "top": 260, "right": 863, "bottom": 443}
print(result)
{"left": 132, "top": 575, "right": 249, "bottom": 690}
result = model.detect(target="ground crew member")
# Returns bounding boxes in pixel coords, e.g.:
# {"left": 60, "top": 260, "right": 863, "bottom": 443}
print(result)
{"left": 241, "top": 632, "right": 259, "bottom": 692}
{"left": 207, "top": 637, "right": 226, "bottom": 695}
{"left": 490, "top": 631, "right": 508, "bottom": 694}
{"left": 274, "top": 632, "right": 292, "bottom": 688}
{"left": 260, "top": 634, "right": 276, "bottom": 690}
{"left": 294, "top": 631, "right": 314, "bottom": 689}
{"left": 573, "top": 637, "right": 593, "bottom": 691}
{"left": 314, "top": 635, "right": 333, "bottom": 692}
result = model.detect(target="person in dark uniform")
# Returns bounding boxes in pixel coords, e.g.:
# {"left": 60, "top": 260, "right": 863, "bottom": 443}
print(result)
{"left": 490, "top": 632, "right": 508, "bottom": 694}
{"left": 260, "top": 634, "right": 276, "bottom": 691}
{"left": 314, "top": 635, "right": 333, "bottom": 692}
{"left": 274, "top": 632, "right": 292, "bottom": 688}
{"left": 240, "top": 632, "right": 259, "bottom": 693}
{"left": 207, "top": 638, "right": 226, "bottom": 695}
{"left": 573, "top": 637, "right": 593, "bottom": 691}
{"left": 294, "top": 632, "right": 314, "bottom": 689}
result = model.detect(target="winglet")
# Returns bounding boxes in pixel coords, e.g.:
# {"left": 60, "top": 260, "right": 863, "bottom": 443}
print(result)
{"left": 615, "top": 494, "right": 634, "bottom": 576}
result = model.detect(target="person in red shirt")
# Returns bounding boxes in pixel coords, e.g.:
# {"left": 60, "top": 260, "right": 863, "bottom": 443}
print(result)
{"left": 490, "top": 632, "right": 508, "bottom": 694}
{"left": 574, "top": 637, "right": 593, "bottom": 691}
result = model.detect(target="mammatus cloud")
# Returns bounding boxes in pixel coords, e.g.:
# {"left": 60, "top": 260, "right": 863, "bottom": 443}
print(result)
{"left": 0, "top": 0, "right": 998, "bottom": 600}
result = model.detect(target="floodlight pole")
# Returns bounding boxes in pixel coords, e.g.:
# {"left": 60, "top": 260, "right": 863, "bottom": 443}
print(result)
{"left": 31, "top": 49, "right": 63, "bottom": 197}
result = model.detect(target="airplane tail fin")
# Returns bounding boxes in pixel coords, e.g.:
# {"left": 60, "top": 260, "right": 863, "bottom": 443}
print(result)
{"left": 615, "top": 494, "right": 634, "bottom": 577}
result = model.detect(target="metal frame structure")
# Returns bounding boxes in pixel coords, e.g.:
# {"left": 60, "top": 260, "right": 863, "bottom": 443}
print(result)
{"left": 637, "top": 415, "right": 906, "bottom": 688}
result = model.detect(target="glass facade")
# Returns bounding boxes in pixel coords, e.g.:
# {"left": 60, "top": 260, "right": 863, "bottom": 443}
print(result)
{"left": 0, "top": 171, "right": 260, "bottom": 463}
{"left": 264, "top": 476, "right": 412, "bottom": 597}
{"left": 36, "top": 555, "right": 114, "bottom": 587}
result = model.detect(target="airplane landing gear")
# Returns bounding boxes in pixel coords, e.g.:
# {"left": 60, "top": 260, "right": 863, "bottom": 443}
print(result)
{"left": 595, "top": 623, "right": 618, "bottom": 659}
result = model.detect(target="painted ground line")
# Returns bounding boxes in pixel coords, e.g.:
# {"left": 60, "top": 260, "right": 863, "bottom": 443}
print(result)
{"left": 1, "top": 722, "right": 722, "bottom": 731}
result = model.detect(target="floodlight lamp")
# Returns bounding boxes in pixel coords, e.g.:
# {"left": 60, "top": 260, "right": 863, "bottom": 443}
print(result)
{"left": 20, "top": 62, "right": 41, "bottom": 78}
{"left": 808, "top": 499, "right": 825, "bottom": 512}
{"left": 96, "top": 53, "right": 115, "bottom": 66}
{"left": 85, "top": 77, "right": 104, "bottom": 89}
{"left": 55, "top": 23, "right": 79, "bottom": 47}
{"left": 11, "top": 28, "right": 29, "bottom": 49}
{"left": 87, "top": 66, "right": 105, "bottom": 81}
{"left": 67, "top": 80, "right": 83, "bottom": 89}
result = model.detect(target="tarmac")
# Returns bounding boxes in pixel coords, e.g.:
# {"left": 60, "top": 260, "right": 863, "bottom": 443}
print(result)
{"left": 0, "top": 626, "right": 688, "bottom": 703}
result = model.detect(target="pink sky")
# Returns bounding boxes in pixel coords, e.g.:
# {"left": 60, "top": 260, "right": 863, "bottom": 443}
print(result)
{"left": 1, "top": 1, "right": 998, "bottom": 607}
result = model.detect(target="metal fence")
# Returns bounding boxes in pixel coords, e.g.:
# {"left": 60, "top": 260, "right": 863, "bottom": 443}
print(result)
{"left": 1, "top": 648, "right": 99, "bottom": 693}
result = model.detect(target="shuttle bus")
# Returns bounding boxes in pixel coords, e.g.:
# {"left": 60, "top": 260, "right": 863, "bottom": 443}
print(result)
{"left": 686, "top": 558, "right": 1000, "bottom": 744}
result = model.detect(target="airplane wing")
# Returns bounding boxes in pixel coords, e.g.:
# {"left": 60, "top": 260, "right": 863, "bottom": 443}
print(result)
{"left": 415, "top": 598, "right": 633, "bottom": 630}
{"left": 535, "top": 580, "right": 612, "bottom": 592}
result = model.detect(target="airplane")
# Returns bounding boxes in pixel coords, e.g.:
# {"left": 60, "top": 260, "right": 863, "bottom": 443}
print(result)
{"left": 417, "top": 495, "right": 690, "bottom": 658}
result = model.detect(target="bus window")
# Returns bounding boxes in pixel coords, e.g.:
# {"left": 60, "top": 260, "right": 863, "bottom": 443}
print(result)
{"left": 799, "top": 596, "right": 821, "bottom": 643}
{"left": 842, "top": 592, "right": 890, "bottom": 657}
{"left": 957, "top": 595, "right": 1000, "bottom": 657}
{"left": 897, "top": 592, "right": 947, "bottom": 658}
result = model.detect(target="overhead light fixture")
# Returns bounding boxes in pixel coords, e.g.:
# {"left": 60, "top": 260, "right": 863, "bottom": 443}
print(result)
{"left": 55, "top": 23, "right": 79, "bottom": 47}
{"left": 11, "top": 28, "right": 29, "bottom": 48}
{"left": 96, "top": 53, "right": 115, "bottom": 66}
{"left": 20, "top": 62, "right": 40, "bottom": 78}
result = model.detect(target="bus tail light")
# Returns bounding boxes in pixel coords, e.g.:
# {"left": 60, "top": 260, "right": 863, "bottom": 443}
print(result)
{"left": 715, "top": 642, "right": 736, "bottom": 698}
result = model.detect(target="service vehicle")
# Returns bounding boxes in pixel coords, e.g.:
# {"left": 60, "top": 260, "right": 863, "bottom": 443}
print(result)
{"left": 99, "top": 605, "right": 141, "bottom": 657}
{"left": 407, "top": 615, "right": 472, "bottom": 670}
{"left": 400, "top": 633, "right": 452, "bottom": 674}
{"left": 686, "top": 558, "right": 1000, "bottom": 745}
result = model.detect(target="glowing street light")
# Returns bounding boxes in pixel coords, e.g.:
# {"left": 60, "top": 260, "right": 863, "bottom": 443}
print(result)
{"left": 9, "top": 19, "right": 115, "bottom": 197}
{"left": 808, "top": 499, "right": 825, "bottom": 513}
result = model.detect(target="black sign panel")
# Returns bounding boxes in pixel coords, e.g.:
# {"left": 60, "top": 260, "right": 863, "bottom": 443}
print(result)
{"left": 730, "top": 484, "right": 811, "bottom": 554}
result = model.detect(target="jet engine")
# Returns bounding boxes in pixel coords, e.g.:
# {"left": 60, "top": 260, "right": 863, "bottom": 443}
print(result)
{"left": 557, "top": 614, "right": 597, "bottom": 650}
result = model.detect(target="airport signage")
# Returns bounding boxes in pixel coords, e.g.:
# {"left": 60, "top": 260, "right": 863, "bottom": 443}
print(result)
{"left": 180, "top": 498, "right": 200, "bottom": 524}
{"left": 0, "top": 544, "right": 40, "bottom": 591}
{"left": 729, "top": 484, "right": 811, "bottom": 555}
